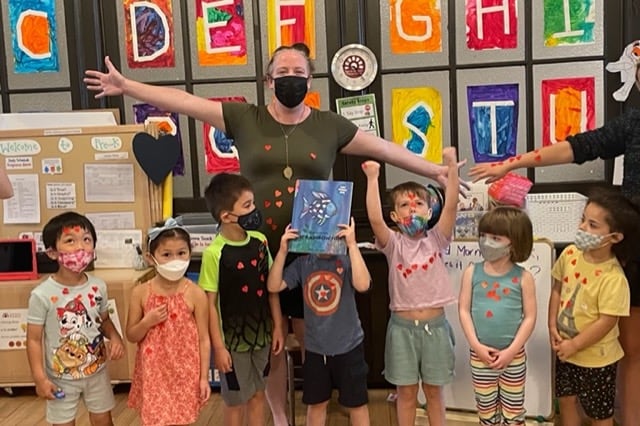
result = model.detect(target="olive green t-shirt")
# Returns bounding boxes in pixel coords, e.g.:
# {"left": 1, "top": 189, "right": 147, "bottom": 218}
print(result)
{"left": 222, "top": 103, "right": 358, "bottom": 254}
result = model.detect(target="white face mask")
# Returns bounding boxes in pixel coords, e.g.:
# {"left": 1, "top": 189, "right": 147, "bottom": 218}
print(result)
{"left": 153, "top": 258, "right": 189, "bottom": 282}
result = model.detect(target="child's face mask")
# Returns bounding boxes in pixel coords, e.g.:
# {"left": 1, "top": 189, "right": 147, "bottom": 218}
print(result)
{"left": 396, "top": 214, "right": 431, "bottom": 238}
{"left": 57, "top": 249, "right": 94, "bottom": 273}
{"left": 574, "top": 229, "right": 614, "bottom": 252}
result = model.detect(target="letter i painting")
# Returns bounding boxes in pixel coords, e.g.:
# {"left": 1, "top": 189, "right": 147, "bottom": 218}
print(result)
{"left": 122, "top": 0, "right": 175, "bottom": 68}
{"left": 8, "top": 0, "right": 59, "bottom": 73}
{"left": 467, "top": 84, "right": 518, "bottom": 162}
{"left": 196, "top": 0, "right": 247, "bottom": 66}
{"left": 543, "top": 0, "right": 595, "bottom": 46}
{"left": 391, "top": 88, "right": 443, "bottom": 163}
{"left": 466, "top": 0, "right": 518, "bottom": 50}
{"left": 541, "top": 77, "right": 595, "bottom": 147}
{"left": 267, "top": 0, "right": 316, "bottom": 58}
{"left": 390, "top": 0, "right": 442, "bottom": 54}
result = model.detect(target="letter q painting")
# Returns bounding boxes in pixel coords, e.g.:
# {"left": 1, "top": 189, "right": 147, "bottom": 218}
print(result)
{"left": 8, "top": 0, "right": 59, "bottom": 73}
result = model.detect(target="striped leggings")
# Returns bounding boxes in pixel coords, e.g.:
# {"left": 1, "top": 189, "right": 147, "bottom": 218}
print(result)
{"left": 470, "top": 347, "right": 526, "bottom": 425}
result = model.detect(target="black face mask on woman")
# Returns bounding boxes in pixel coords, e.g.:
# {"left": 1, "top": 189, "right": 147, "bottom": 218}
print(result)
{"left": 274, "top": 76, "right": 308, "bottom": 108}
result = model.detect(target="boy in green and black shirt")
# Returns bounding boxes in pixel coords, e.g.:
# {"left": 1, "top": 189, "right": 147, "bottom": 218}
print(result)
{"left": 199, "top": 173, "right": 283, "bottom": 426}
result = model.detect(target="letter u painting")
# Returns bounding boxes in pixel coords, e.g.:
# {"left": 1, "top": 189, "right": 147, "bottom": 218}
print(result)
{"left": 390, "top": 0, "right": 442, "bottom": 54}
{"left": 9, "top": 0, "right": 59, "bottom": 73}
{"left": 541, "top": 77, "right": 595, "bottom": 147}
{"left": 267, "top": 0, "right": 316, "bottom": 58}
{"left": 122, "top": 0, "right": 175, "bottom": 68}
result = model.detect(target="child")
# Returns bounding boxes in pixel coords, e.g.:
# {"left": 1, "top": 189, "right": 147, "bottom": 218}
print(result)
{"left": 458, "top": 207, "right": 536, "bottom": 425}
{"left": 26, "top": 212, "right": 125, "bottom": 425}
{"left": 267, "top": 218, "right": 372, "bottom": 426}
{"left": 550, "top": 189, "right": 640, "bottom": 426}
{"left": 198, "top": 173, "right": 284, "bottom": 426}
{"left": 362, "top": 146, "right": 459, "bottom": 426}
{"left": 126, "top": 218, "right": 211, "bottom": 425}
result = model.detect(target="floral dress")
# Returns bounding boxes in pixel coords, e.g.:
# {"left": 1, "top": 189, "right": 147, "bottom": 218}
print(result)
{"left": 128, "top": 280, "right": 203, "bottom": 426}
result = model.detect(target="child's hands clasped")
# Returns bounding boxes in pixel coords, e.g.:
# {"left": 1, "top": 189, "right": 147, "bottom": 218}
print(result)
{"left": 554, "top": 338, "right": 579, "bottom": 361}
{"left": 473, "top": 343, "right": 499, "bottom": 366}
{"left": 489, "top": 347, "right": 518, "bottom": 370}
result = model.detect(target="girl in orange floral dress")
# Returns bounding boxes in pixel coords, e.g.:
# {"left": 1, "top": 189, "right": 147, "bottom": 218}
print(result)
{"left": 126, "top": 219, "right": 211, "bottom": 425}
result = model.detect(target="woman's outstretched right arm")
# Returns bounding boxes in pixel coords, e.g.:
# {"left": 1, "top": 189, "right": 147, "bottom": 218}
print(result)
{"left": 84, "top": 56, "right": 225, "bottom": 131}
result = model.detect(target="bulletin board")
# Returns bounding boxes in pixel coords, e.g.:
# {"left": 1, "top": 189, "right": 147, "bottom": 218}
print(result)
{"left": 0, "top": 125, "right": 162, "bottom": 241}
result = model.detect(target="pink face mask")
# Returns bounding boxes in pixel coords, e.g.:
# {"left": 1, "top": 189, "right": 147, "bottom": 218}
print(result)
{"left": 57, "top": 249, "right": 94, "bottom": 273}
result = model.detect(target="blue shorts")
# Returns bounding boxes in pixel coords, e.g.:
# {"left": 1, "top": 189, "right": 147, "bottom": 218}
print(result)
{"left": 384, "top": 313, "right": 455, "bottom": 386}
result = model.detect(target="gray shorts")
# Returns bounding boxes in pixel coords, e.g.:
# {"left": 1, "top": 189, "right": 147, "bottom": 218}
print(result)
{"left": 384, "top": 313, "right": 455, "bottom": 386}
{"left": 220, "top": 346, "right": 270, "bottom": 406}
{"left": 47, "top": 368, "right": 115, "bottom": 424}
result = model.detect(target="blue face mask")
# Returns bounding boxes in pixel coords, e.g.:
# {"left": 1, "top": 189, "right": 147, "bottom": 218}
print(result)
{"left": 396, "top": 214, "right": 431, "bottom": 237}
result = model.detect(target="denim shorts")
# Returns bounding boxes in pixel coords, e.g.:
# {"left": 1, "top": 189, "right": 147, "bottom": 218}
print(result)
{"left": 384, "top": 313, "right": 455, "bottom": 386}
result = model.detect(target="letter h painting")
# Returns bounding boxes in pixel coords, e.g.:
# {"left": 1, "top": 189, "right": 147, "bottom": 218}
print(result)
{"left": 467, "top": 84, "right": 518, "bottom": 163}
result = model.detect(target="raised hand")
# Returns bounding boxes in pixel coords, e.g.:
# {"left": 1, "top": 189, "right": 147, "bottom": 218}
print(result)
{"left": 83, "top": 56, "right": 126, "bottom": 98}
{"left": 361, "top": 160, "right": 380, "bottom": 178}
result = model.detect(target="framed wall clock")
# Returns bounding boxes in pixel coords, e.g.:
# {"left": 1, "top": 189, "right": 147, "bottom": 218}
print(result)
{"left": 331, "top": 44, "right": 378, "bottom": 91}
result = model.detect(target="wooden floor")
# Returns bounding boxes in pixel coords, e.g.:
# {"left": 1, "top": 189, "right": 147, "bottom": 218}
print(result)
{"left": 1, "top": 385, "right": 556, "bottom": 425}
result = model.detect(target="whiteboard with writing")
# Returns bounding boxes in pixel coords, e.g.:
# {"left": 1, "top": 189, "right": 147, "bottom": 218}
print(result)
{"left": 442, "top": 239, "right": 555, "bottom": 419}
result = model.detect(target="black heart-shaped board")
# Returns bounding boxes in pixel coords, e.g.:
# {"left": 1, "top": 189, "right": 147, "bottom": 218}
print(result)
{"left": 132, "top": 132, "right": 180, "bottom": 185}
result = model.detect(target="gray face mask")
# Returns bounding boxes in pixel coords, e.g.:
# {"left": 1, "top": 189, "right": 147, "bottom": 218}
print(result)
{"left": 574, "top": 229, "right": 611, "bottom": 252}
{"left": 479, "top": 236, "right": 511, "bottom": 262}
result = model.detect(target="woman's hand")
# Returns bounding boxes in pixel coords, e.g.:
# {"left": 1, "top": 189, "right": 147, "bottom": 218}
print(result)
{"left": 468, "top": 161, "right": 511, "bottom": 183}
{"left": 83, "top": 56, "right": 126, "bottom": 98}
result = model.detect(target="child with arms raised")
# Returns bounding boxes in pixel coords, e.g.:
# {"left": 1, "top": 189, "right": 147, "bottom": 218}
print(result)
{"left": 458, "top": 207, "right": 536, "bottom": 425}
{"left": 199, "top": 173, "right": 284, "bottom": 426}
{"left": 126, "top": 218, "right": 211, "bottom": 425}
{"left": 267, "top": 218, "right": 371, "bottom": 426}
{"left": 550, "top": 189, "right": 640, "bottom": 426}
{"left": 362, "top": 147, "right": 459, "bottom": 426}
{"left": 26, "top": 212, "right": 124, "bottom": 426}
